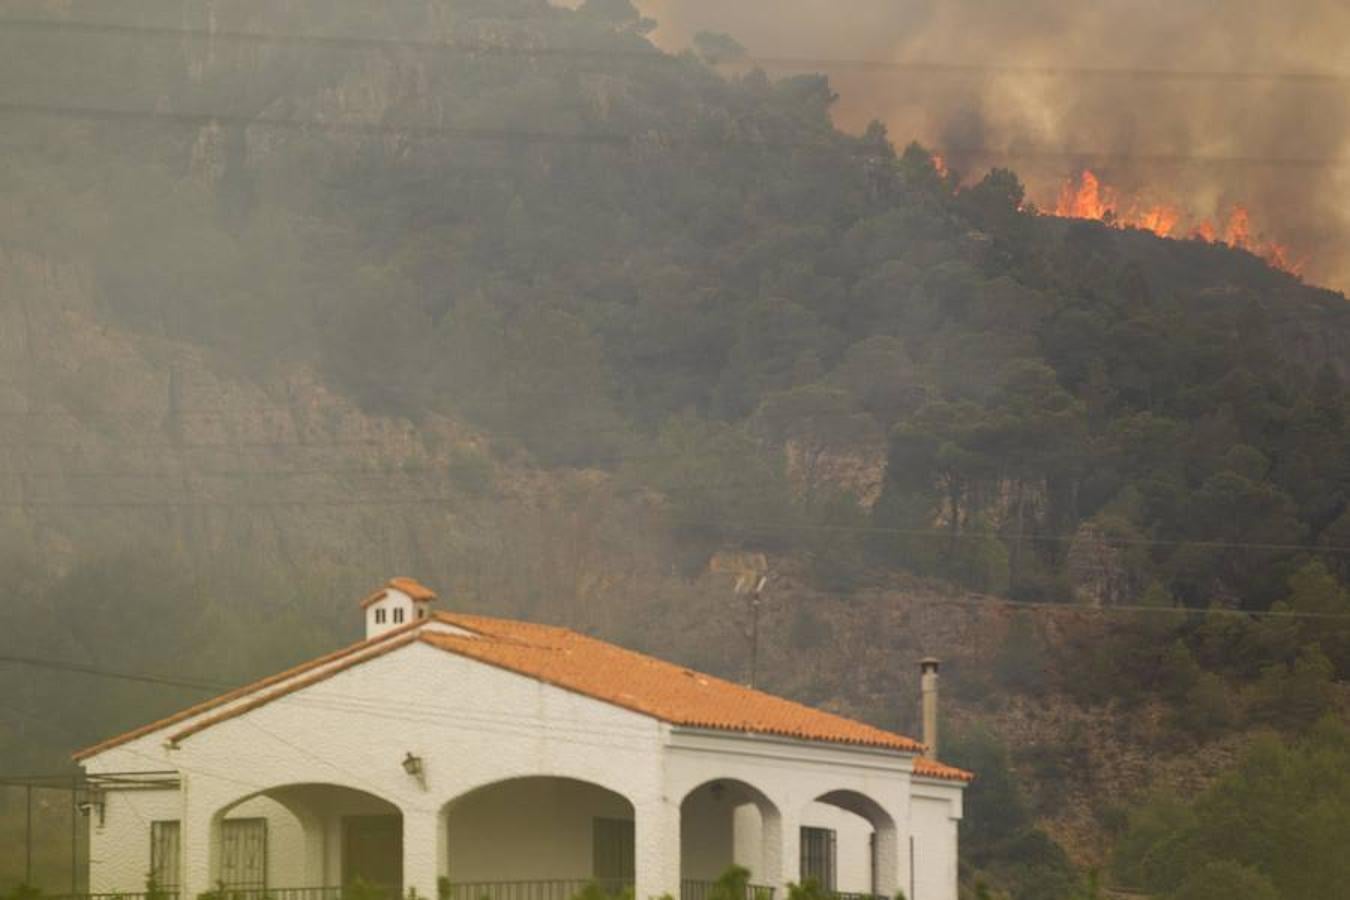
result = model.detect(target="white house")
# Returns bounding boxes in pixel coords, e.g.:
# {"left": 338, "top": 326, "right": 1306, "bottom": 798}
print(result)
{"left": 75, "top": 579, "right": 971, "bottom": 900}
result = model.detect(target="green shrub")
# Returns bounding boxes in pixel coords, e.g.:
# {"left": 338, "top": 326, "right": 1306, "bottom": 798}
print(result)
{"left": 1167, "top": 861, "right": 1278, "bottom": 900}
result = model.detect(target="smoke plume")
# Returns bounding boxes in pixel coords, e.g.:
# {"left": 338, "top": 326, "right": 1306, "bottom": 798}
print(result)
{"left": 642, "top": 0, "right": 1350, "bottom": 291}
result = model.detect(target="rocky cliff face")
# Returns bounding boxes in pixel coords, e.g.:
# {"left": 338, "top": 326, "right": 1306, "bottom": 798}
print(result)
{"left": 0, "top": 245, "right": 492, "bottom": 579}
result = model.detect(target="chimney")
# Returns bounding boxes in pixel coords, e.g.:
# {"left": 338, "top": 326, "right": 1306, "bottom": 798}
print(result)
{"left": 361, "top": 577, "right": 437, "bottom": 640}
{"left": 920, "top": 657, "right": 940, "bottom": 760}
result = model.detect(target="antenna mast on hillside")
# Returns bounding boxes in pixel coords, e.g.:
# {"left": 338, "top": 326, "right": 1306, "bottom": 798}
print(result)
{"left": 709, "top": 552, "right": 771, "bottom": 688}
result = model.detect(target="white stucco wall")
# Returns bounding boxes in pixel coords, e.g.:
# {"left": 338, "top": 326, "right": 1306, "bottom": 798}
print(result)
{"left": 365, "top": 589, "right": 431, "bottom": 640}
{"left": 910, "top": 785, "right": 963, "bottom": 900}
{"left": 663, "top": 729, "right": 915, "bottom": 895}
{"left": 90, "top": 792, "right": 306, "bottom": 891}
{"left": 82, "top": 628, "right": 965, "bottom": 900}
{"left": 123, "top": 640, "right": 670, "bottom": 899}
{"left": 89, "top": 787, "right": 180, "bottom": 893}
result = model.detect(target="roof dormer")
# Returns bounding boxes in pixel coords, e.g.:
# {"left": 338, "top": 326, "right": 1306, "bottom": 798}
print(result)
{"left": 362, "top": 577, "right": 437, "bottom": 639}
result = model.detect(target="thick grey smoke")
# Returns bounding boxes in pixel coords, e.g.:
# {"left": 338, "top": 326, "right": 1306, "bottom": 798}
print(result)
{"left": 642, "top": 0, "right": 1350, "bottom": 291}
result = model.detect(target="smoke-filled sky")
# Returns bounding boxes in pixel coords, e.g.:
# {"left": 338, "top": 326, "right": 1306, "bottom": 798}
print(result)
{"left": 640, "top": 0, "right": 1350, "bottom": 291}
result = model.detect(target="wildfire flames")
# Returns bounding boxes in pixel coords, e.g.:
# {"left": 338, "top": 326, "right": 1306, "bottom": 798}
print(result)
{"left": 1051, "top": 170, "right": 1302, "bottom": 274}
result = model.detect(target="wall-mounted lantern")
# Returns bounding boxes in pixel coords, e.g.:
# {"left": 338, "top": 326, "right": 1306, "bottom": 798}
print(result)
{"left": 402, "top": 752, "right": 426, "bottom": 786}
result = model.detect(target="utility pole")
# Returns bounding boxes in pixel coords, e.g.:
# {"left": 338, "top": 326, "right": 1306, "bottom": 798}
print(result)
{"left": 26, "top": 783, "right": 33, "bottom": 886}
{"left": 708, "top": 552, "right": 771, "bottom": 688}
{"left": 71, "top": 776, "right": 79, "bottom": 894}
{"left": 746, "top": 577, "right": 766, "bottom": 688}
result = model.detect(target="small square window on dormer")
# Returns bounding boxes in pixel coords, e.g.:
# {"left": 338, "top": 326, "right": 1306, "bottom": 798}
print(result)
{"left": 375, "top": 608, "right": 387, "bottom": 624}
{"left": 417, "top": 608, "right": 426, "bottom": 619}
{"left": 393, "top": 608, "right": 405, "bottom": 624}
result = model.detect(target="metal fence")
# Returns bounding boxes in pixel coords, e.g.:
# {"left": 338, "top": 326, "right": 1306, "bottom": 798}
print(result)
{"left": 196, "top": 889, "right": 351, "bottom": 900}
{"left": 27, "top": 880, "right": 788, "bottom": 900}
{"left": 445, "top": 880, "right": 634, "bottom": 900}
{"left": 0, "top": 779, "right": 86, "bottom": 895}
{"left": 679, "top": 880, "right": 776, "bottom": 900}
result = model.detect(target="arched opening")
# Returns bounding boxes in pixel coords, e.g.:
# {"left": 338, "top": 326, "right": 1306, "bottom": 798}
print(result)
{"left": 442, "top": 776, "right": 635, "bottom": 900}
{"left": 801, "top": 790, "right": 896, "bottom": 895}
{"left": 679, "top": 780, "right": 781, "bottom": 896}
{"left": 209, "top": 783, "right": 403, "bottom": 895}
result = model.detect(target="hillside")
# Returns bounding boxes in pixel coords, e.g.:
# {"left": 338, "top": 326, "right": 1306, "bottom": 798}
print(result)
{"left": 2, "top": 3, "right": 1350, "bottom": 899}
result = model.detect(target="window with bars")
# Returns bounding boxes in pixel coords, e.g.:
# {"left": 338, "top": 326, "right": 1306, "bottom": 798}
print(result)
{"left": 800, "top": 826, "right": 837, "bottom": 891}
{"left": 592, "top": 817, "right": 635, "bottom": 880}
{"left": 375, "top": 608, "right": 387, "bottom": 624}
{"left": 393, "top": 607, "right": 405, "bottom": 624}
{"left": 150, "top": 821, "right": 181, "bottom": 891}
{"left": 220, "top": 818, "right": 268, "bottom": 890}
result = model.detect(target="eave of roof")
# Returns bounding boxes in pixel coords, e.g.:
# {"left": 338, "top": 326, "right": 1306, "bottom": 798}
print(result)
{"left": 71, "top": 618, "right": 427, "bottom": 762}
{"left": 360, "top": 577, "right": 438, "bottom": 609}
{"left": 913, "top": 758, "right": 975, "bottom": 783}
{"left": 76, "top": 608, "right": 970, "bottom": 782}
{"left": 388, "top": 577, "right": 437, "bottom": 602}
{"left": 166, "top": 633, "right": 422, "bottom": 746}
{"left": 417, "top": 612, "right": 925, "bottom": 754}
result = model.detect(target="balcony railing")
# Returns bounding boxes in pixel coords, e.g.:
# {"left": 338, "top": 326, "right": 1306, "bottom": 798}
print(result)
{"left": 204, "top": 889, "right": 357, "bottom": 900}
{"left": 445, "top": 880, "right": 634, "bottom": 900}
{"left": 34, "top": 880, "right": 780, "bottom": 900}
{"left": 679, "top": 880, "right": 776, "bottom": 900}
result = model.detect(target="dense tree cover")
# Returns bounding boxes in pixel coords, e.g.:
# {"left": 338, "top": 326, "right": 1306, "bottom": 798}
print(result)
{"left": 946, "top": 726, "right": 1089, "bottom": 900}
{"left": 1112, "top": 719, "right": 1350, "bottom": 899}
{"left": 2, "top": 1, "right": 1350, "bottom": 896}
{"left": 3, "top": 0, "right": 1347, "bottom": 617}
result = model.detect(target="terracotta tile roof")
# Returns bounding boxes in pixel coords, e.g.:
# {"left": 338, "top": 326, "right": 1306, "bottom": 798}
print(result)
{"left": 361, "top": 577, "right": 437, "bottom": 608}
{"left": 913, "top": 758, "right": 975, "bottom": 783}
{"left": 421, "top": 612, "right": 927, "bottom": 754}
{"left": 77, "top": 602, "right": 970, "bottom": 782}
{"left": 390, "top": 577, "right": 437, "bottom": 602}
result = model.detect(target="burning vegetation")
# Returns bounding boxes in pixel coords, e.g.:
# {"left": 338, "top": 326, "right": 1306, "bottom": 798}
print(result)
{"left": 1051, "top": 169, "right": 1303, "bottom": 274}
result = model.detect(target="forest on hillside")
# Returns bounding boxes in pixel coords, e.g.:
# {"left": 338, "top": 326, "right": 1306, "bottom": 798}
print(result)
{"left": 1, "top": 2, "right": 1349, "bottom": 899}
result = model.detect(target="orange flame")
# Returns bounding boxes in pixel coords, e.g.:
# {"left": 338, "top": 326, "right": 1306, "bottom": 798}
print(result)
{"left": 1054, "top": 169, "right": 1180, "bottom": 236}
{"left": 1052, "top": 170, "right": 1302, "bottom": 275}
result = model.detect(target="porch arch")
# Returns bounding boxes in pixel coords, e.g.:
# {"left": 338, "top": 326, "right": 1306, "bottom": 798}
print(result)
{"left": 208, "top": 782, "right": 403, "bottom": 893}
{"left": 679, "top": 779, "right": 783, "bottom": 889}
{"left": 440, "top": 776, "right": 638, "bottom": 898}
{"left": 802, "top": 789, "right": 898, "bottom": 895}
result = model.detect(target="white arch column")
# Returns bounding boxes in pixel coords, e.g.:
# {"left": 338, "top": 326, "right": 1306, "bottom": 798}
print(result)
{"left": 635, "top": 795, "right": 681, "bottom": 900}
{"left": 777, "top": 805, "right": 802, "bottom": 890}
{"left": 757, "top": 804, "right": 786, "bottom": 887}
{"left": 873, "top": 821, "right": 903, "bottom": 896}
{"left": 179, "top": 774, "right": 227, "bottom": 900}
{"left": 403, "top": 805, "right": 446, "bottom": 899}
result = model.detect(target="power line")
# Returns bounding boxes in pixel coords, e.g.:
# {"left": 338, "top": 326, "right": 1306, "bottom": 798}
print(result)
{"left": 0, "top": 16, "right": 679, "bottom": 65}
{"left": 664, "top": 517, "right": 1350, "bottom": 557}
{"left": 4, "top": 15, "right": 1347, "bottom": 86}
{"left": 0, "top": 99, "right": 637, "bottom": 147}
{"left": 0, "top": 484, "right": 1344, "bottom": 559}
{"left": 714, "top": 55, "right": 1350, "bottom": 86}
{"left": 2, "top": 98, "right": 1349, "bottom": 170}
{"left": 0, "top": 653, "right": 664, "bottom": 747}
{"left": 3, "top": 593, "right": 1348, "bottom": 717}
{"left": 0, "top": 655, "right": 221, "bottom": 692}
